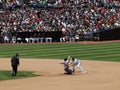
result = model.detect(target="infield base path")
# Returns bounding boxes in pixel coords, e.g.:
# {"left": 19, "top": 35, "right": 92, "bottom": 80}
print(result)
{"left": 0, "top": 58, "right": 120, "bottom": 90}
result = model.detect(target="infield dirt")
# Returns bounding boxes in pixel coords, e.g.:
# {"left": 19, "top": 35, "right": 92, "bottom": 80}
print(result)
{"left": 0, "top": 58, "right": 120, "bottom": 90}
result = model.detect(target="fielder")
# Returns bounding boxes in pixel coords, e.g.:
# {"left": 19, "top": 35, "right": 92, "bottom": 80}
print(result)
{"left": 72, "top": 58, "right": 87, "bottom": 73}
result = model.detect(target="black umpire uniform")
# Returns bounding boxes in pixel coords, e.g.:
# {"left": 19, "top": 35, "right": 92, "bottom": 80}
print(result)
{"left": 11, "top": 53, "right": 19, "bottom": 76}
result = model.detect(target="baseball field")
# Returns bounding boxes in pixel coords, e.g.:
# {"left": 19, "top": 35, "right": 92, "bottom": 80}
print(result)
{"left": 0, "top": 41, "right": 120, "bottom": 90}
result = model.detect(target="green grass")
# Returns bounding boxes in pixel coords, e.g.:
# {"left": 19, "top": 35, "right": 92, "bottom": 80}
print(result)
{"left": 0, "top": 42, "right": 120, "bottom": 80}
{"left": 0, "top": 42, "right": 120, "bottom": 61}
{"left": 0, "top": 70, "right": 40, "bottom": 81}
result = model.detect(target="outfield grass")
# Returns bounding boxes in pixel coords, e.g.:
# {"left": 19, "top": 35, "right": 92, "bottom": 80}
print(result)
{"left": 0, "top": 42, "right": 120, "bottom": 61}
{"left": 0, "top": 70, "right": 40, "bottom": 81}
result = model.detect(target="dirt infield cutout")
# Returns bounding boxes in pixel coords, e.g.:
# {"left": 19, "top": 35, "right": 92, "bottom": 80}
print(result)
{"left": 0, "top": 58, "right": 120, "bottom": 90}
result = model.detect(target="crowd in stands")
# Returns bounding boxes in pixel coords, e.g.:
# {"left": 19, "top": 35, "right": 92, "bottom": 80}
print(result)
{"left": 0, "top": 0, "right": 120, "bottom": 43}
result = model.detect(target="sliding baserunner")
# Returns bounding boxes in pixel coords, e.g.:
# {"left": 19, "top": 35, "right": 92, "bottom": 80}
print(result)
{"left": 60, "top": 58, "right": 74, "bottom": 74}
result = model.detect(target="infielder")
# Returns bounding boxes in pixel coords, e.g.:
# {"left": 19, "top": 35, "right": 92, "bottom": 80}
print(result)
{"left": 72, "top": 58, "right": 87, "bottom": 73}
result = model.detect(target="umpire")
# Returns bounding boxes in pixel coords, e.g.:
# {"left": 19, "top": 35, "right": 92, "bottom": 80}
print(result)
{"left": 11, "top": 53, "right": 20, "bottom": 76}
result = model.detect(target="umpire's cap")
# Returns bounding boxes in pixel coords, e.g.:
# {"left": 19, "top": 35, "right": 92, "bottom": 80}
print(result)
{"left": 15, "top": 53, "right": 19, "bottom": 57}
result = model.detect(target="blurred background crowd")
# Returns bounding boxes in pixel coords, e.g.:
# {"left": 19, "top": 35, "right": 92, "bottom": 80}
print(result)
{"left": 0, "top": 0, "right": 120, "bottom": 43}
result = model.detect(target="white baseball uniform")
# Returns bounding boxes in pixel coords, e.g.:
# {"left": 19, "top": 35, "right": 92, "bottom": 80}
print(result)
{"left": 72, "top": 58, "right": 84, "bottom": 72}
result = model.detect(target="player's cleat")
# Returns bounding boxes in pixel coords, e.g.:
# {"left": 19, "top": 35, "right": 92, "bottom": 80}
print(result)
{"left": 64, "top": 72, "right": 72, "bottom": 75}
{"left": 72, "top": 69, "right": 75, "bottom": 73}
{"left": 81, "top": 71, "right": 87, "bottom": 73}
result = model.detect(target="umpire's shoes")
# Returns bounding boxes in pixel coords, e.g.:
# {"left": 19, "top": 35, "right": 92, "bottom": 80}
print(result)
{"left": 12, "top": 73, "right": 15, "bottom": 76}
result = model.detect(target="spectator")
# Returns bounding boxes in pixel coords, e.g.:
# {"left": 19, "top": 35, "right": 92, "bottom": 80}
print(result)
{"left": 0, "top": 0, "right": 120, "bottom": 43}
